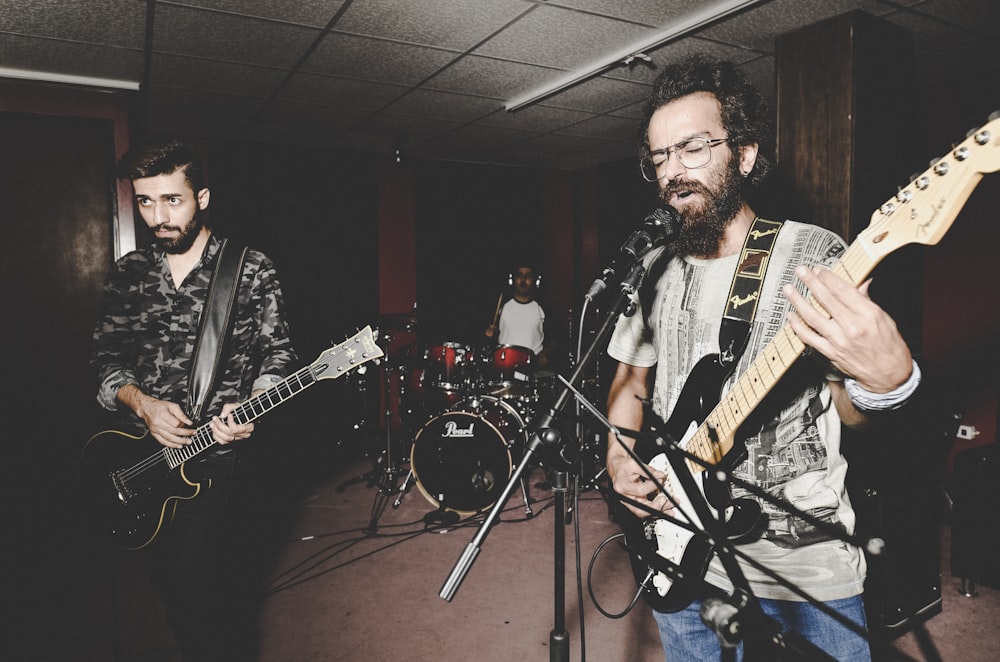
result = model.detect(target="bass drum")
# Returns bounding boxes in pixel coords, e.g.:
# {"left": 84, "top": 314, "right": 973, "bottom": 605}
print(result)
{"left": 410, "top": 396, "right": 527, "bottom": 514}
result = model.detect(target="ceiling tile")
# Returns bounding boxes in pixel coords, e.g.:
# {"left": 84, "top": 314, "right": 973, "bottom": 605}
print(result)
{"left": 425, "top": 55, "right": 559, "bottom": 98}
{"left": 555, "top": 114, "right": 640, "bottom": 140}
{"left": 153, "top": 3, "right": 320, "bottom": 68}
{"left": 479, "top": 105, "right": 597, "bottom": 132}
{"left": 151, "top": 54, "right": 286, "bottom": 98}
{"left": 0, "top": 0, "right": 146, "bottom": 48}
{"left": 382, "top": 89, "right": 504, "bottom": 122}
{"left": 539, "top": 76, "right": 650, "bottom": 113}
{"left": 176, "top": 0, "right": 341, "bottom": 27}
{"left": 303, "top": 32, "right": 459, "bottom": 85}
{"left": 913, "top": 0, "right": 1000, "bottom": 37}
{"left": 336, "top": 0, "right": 531, "bottom": 50}
{"left": 474, "top": 3, "right": 657, "bottom": 69}
{"left": 551, "top": 0, "right": 706, "bottom": 26}
{"left": 279, "top": 73, "right": 406, "bottom": 109}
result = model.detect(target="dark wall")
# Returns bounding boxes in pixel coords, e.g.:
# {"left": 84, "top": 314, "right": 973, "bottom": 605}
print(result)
{"left": 1, "top": 110, "right": 119, "bottom": 659}
{"left": 413, "top": 159, "right": 547, "bottom": 347}
{"left": 206, "top": 140, "right": 380, "bottom": 358}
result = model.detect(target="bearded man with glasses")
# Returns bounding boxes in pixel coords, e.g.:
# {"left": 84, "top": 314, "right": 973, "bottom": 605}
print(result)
{"left": 605, "top": 54, "right": 918, "bottom": 661}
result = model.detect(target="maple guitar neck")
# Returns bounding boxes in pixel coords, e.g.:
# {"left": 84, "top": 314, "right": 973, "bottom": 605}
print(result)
{"left": 681, "top": 114, "right": 1000, "bottom": 470}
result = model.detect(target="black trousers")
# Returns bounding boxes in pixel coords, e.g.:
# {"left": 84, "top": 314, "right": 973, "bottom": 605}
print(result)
{"left": 147, "top": 454, "right": 243, "bottom": 662}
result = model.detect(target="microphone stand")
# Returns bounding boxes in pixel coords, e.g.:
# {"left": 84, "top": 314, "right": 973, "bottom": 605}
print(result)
{"left": 440, "top": 258, "right": 650, "bottom": 662}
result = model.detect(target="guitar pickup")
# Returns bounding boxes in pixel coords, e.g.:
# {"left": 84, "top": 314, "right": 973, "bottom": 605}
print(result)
{"left": 642, "top": 518, "right": 658, "bottom": 542}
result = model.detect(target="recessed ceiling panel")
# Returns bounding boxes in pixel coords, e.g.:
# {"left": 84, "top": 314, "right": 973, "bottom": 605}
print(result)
{"left": 336, "top": 0, "right": 530, "bottom": 51}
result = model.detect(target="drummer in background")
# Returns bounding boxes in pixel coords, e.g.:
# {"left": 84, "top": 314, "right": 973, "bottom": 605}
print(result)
{"left": 484, "top": 263, "right": 553, "bottom": 366}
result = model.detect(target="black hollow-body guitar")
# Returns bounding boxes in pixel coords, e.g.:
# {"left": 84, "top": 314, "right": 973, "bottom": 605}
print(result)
{"left": 619, "top": 115, "right": 1000, "bottom": 613}
{"left": 80, "top": 326, "right": 383, "bottom": 550}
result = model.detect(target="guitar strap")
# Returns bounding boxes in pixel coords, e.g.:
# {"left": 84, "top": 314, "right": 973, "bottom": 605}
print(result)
{"left": 718, "top": 217, "right": 783, "bottom": 369}
{"left": 186, "top": 238, "right": 248, "bottom": 421}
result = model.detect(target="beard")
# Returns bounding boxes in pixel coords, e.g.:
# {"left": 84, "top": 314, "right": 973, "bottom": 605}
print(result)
{"left": 658, "top": 154, "right": 745, "bottom": 257}
{"left": 154, "top": 208, "right": 204, "bottom": 254}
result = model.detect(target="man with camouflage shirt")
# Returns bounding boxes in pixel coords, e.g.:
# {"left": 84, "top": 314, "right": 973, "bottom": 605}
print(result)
{"left": 91, "top": 138, "right": 297, "bottom": 660}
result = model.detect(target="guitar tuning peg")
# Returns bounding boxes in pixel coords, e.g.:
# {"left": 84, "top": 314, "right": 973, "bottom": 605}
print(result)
{"left": 988, "top": 109, "right": 1000, "bottom": 121}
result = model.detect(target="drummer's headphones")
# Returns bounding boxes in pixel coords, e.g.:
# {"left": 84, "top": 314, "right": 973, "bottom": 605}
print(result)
{"left": 508, "top": 267, "right": 541, "bottom": 288}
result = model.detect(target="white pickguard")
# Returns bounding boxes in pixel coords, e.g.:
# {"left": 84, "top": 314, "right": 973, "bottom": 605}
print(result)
{"left": 647, "top": 419, "right": 707, "bottom": 596}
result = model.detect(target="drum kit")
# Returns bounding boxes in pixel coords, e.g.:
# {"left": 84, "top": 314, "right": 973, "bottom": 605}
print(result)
{"left": 363, "top": 316, "right": 557, "bottom": 524}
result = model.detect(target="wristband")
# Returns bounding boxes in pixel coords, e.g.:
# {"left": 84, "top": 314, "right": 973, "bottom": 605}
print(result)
{"left": 844, "top": 360, "right": 921, "bottom": 412}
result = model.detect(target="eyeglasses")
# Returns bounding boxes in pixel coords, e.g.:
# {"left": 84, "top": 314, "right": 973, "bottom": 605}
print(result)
{"left": 639, "top": 137, "right": 729, "bottom": 182}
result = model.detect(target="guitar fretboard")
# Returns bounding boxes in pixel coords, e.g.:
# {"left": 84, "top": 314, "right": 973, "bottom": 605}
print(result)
{"left": 163, "top": 365, "right": 320, "bottom": 469}
{"left": 681, "top": 237, "right": 883, "bottom": 471}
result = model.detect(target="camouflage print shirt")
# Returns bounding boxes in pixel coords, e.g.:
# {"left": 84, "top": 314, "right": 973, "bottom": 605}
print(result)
{"left": 92, "top": 233, "right": 298, "bottom": 430}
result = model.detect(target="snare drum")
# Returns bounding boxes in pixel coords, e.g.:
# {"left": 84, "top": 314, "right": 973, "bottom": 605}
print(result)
{"left": 410, "top": 396, "right": 526, "bottom": 514}
{"left": 487, "top": 345, "right": 534, "bottom": 386}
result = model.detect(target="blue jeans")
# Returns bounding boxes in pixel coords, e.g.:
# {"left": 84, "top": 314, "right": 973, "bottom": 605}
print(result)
{"left": 653, "top": 595, "right": 871, "bottom": 661}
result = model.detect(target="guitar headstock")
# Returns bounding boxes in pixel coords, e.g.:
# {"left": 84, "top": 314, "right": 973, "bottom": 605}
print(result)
{"left": 310, "top": 325, "right": 384, "bottom": 381}
{"left": 856, "top": 113, "right": 1000, "bottom": 260}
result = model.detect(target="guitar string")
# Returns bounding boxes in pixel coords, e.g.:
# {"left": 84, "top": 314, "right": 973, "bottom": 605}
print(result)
{"left": 115, "top": 365, "right": 318, "bottom": 483}
{"left": 114, "top": 334, "right": 380, "bottom": 484}
{"left": 681, "top": 241, "right": 875, "bottom": 472}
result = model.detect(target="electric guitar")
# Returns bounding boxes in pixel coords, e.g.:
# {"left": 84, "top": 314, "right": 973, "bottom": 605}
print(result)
{"left": 80, "top": 326, "right": 383, "bottom": 550}
{"left": 620, "top": 114, "right": 1000, "bottom": 613}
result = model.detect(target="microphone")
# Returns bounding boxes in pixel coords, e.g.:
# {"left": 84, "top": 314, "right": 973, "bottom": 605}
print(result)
{"left": 585, "top": 206, "right": 680, "bottom": 300}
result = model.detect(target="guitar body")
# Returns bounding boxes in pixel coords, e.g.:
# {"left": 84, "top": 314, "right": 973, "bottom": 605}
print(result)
{"left": 620, "top": 353, "right": 765, "bottom": 613}
{"left": 80, "top": 428, "right": 205, "bottom": 550}
{"left": 79, "top": 326, "right": 384, "bottom": 550}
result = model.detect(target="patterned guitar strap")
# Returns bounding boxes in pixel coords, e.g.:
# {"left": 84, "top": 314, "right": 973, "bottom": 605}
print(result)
{"left": 718, "top": 217, "right": 783, "bottom": 370}
{"left": 700, "top": 217, "right": 783, "bottom": 513}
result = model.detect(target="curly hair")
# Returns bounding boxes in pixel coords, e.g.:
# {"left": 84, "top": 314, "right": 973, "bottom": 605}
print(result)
{"left": 117, "top": 138, "right": 206, "bottom": 193}
{"left": 637, "top": 54, "right": 774, "bottom": 189}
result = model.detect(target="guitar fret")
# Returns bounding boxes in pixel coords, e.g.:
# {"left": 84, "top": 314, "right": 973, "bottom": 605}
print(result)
{"left": 274, "top": 381, "right": 294, "bottom": 401}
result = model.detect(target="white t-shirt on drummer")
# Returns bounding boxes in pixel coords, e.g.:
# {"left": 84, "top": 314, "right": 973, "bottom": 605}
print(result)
{"left": 498, "top": 299, "right": 545, "bottom": 355}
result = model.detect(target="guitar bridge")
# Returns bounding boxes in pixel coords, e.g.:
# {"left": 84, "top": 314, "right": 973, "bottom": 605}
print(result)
{"left": 111, "top": 470, "right": 131, "bottom": 503}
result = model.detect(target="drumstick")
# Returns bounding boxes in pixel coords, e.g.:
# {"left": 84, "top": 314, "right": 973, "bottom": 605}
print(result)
{"left": 491, "top": 291, "right": 504, "bottom": 326}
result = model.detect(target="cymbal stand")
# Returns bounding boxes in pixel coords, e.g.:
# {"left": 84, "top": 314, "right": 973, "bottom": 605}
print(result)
{"left": 363, "top": 335, "right": 408, "bottom": 534}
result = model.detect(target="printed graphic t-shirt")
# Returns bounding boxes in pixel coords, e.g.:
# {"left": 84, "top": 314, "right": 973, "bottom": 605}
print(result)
{"left": 607, "top": 220, "right": 865, "bottom": 602}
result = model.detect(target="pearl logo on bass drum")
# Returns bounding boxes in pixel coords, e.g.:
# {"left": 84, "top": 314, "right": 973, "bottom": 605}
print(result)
{"left": 442, "top": 420, "right": 475, "bottom": 437}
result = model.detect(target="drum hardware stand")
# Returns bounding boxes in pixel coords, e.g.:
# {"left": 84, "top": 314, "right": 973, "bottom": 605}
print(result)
{"left": 362, "top": 336, "right": 412, "bottom": 534}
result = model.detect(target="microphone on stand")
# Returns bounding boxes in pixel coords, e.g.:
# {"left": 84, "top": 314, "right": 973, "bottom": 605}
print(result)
{"left": 585, "top": 206, "right": 681, "bottom": 301}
